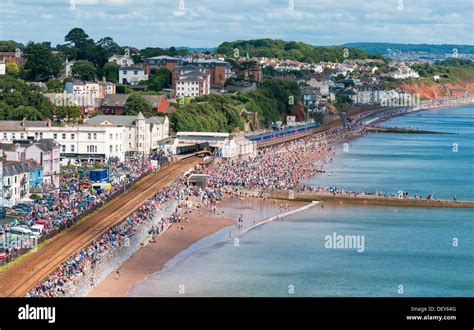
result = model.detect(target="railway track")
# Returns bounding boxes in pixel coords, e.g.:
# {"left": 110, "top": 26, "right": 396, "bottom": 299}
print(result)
{"left": 257, "top": 118, "right": 343, "bottom": 148}
{"left": 0, "top": 156, "right": 200, "bottom": 297}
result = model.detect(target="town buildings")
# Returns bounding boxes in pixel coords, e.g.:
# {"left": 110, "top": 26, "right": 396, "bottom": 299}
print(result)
{"left": 99, "top": 94, "right": 172, "bottom": 115}
{"left": 173, "top": 65, "right": 210, "bottom": 97}
{"left": 0, "top": 51, "right": 26, "bottom": 65}
{"left": 145, "top": 55, "right": 184, "bottom": 74}
{"left": 108, "top": 54, "right": 134, "bottom": 67}
{"left": 0, "top": 139, "right": 60, "bottom": 189}
{"left": 119, "top": 66, "right": 148, "bottom": 85}
{"left": 0, "top": 113, "right": 170, "bottom": 163}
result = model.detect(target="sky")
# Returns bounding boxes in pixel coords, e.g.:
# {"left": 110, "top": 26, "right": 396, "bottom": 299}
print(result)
{"left": 1, "top": 0, "right": 473, "bottom": 48}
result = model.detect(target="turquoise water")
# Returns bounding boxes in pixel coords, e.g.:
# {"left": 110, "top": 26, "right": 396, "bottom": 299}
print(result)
{"left": 308, "top": 105, "right": 474, "bottom": 201}
{"left": 129, "top": 105, "right": 474, "bottom": 297}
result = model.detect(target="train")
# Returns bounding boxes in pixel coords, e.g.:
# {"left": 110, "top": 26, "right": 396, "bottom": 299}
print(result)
{"left": 176, "top": 142, "right": 211, "bottom": 155}
{"left": 248, "top": 123, "right": 320, "bottom": 142}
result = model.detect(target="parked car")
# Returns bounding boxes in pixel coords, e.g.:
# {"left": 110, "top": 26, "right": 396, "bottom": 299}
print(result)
{"left": 14, "top": 203, "right": 31, "bottom": 212}
{"left": 0, "top": 207, "right": 6, "bottom": 219}
{"left": 30, "top": 224, "right": 44, "bottom": 237}
{"left": 8, "top": 226, "right": 35, "bottom": 238}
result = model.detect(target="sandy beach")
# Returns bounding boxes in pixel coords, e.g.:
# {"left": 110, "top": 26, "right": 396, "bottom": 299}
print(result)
{"left": 89, "top": 196, "right": 308, "bottom": 297}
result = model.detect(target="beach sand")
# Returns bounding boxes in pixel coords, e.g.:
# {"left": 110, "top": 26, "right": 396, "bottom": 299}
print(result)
{"left": 89, "top": 196, "right": 308, "bottom": 297}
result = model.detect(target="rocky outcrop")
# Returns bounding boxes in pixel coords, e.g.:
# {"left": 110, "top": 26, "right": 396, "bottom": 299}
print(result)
{"left": 400, "top": 81, "right": 474, "bottom": 99}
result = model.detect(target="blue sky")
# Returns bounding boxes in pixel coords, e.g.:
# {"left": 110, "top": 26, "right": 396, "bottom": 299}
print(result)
{"left": 1, "top": 0, "right": 473, "bottom": 48}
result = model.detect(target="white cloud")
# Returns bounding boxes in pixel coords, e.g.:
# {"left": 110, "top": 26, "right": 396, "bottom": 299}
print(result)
{"left": 0, "top": 0, "right": 472, "bottom": 48}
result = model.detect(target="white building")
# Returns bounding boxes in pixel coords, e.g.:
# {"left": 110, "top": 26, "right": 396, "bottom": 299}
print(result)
{"left": 388, "top": 63, "right": 420, "bottom": 79}
{"left": 175, "top": 66, "right": 211, "bottom": 98}
{"left": 2, "top": 162, "right": 30, "bottom": 205}
{"left": 0, "top": 113, "right": 169, "bottom": 163}
{"left": 119, "top": 66, "right": 148, "bottom": 85}
{"left": 0, "top": 60, "right": 5, "bottom": 75}
{"left": 161, "top": 132, "right": 256, "bottom": 159}
{"left": 108, "top": 54, "right": 134, "bottom": 67}
{"left": 86, "top": 114, "right": 169, "bottom": 155}
{"left": 176, "top": 75, "right": 210, "bottom": 97}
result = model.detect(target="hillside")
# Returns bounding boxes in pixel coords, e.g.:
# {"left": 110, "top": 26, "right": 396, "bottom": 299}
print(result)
{"left": 216, "top": 39, "right": 382, "bottom": 63}
{"left": 343, "top": 42, "right": 474, "bottom": 56}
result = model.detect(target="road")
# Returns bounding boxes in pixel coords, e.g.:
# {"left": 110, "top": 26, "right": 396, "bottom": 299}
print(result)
{"left": 0, "top": 156, "right": 200, "bottom": 297}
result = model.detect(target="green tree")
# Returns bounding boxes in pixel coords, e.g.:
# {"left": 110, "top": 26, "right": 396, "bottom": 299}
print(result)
{"left": 47, "top": 78, "right": 64, "bottom": 92}
{"left": 0, "top": 40, "right": 17, "bottom": 52}
{"left": 55, "top": 105, "right": 82, "bottom": 119}
{"left": 23, "top": 42, "right": 62, "bottom": 81}
{"left": 103, "top": 62, "right": 120, "bottom": 83}
{"left": 124, "top": 94, "right": 153, "bottom": 116}
{"left": 0, "top": 75, "right": 53, "bottom": 118}
{"left": 8, "top": 105, "right": 44, "bottom": 120}
{"left": 5, "top": 62, "right": 20, "bottom": 76}
{"left": 148, "top": 67, "right": 171, "bottom": 92}
{"left": 71, "top": 60, "right": 97, "bottom": 81}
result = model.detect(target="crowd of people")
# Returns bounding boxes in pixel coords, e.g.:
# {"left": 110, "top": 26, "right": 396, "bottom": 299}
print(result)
{"left": 201, "top": 124, "right": 363, "bottom": 191}
{"left": 25, "top": 110, "right": 405, "bottom": 297}
{"left": 26, "top": 180, "right": 210, "bottom": 297}
{"left": 1, "top": 157, "right": 152, "bottom": 259}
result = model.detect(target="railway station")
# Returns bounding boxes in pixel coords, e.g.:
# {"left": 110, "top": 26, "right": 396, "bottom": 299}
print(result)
{"left": 158, "top": 131, "right": 256, "bottom": 159}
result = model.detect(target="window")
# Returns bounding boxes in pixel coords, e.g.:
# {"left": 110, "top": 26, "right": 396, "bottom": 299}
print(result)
{"left": 3, "top": 133, "right": 6, "bottom": 139}
{"left": 87, "top": 146, "right": 89, "bottom": 152}
{"left": 20, "top": 133, "right": 24, "bottom": 139}
{"left": 53, "top": 133, "right": 57, "bottom": 140}
{"left": 62, "top": 133, "right": 66, "bottom": 140}
{"left": 110, "top": 145, "right": 113, "bottom": 152}
{"left": 62, "top": 145, "right": 66, "bottom": 152}
{"left": 93, "top": 133, "right": 97, "bottom": 140}
{"left": 134, "top": 71, "right": 138, "bottom": 75}
{"left": 116, "top": 133, "right": 119, "bottom": 139}
{"left": 71, "top": 145, "right": 75, "bottom": 152}
{"left": 110, "top": 134, "right": 113, "bottom": 139}
{"left": 115, "top": 145, "right": 118, "bottom": 152}
{"left": 12, "top": 133, "right": 15, "bottom": 139}
{"left": 39, "top": 133, "right": 43, "bottom": 139}
{"left": 88, "top": 133, "right": 92, "bottom": 140}
{"left": 71, "top": 134, "right": 75, "bottom": 140}
{"left": 123, "top": 70, "right": 127, "bottom": 75}
{"left": 129, "top": 134, "right": 131, "bottom": 139}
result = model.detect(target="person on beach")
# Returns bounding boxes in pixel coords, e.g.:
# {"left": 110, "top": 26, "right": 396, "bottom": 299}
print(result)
{"left": 115, "top": 269, "right": 120, "bottom": 280}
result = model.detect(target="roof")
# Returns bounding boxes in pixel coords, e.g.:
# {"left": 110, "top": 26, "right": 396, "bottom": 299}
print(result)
{"left": 179, "top": 76, "right": 204, "bottom": 82}
{"left": 3, "top": 161, "right": 29, "bottom": 176}
{"left": 32, "top": 139, "right": 60, "bottom": 152}
{"left": 177, "top": 132, "right": 230, "bottom": 138}
{"left": 0, "top": 143, "right": 21, "bottom": 152}
{"left": 0, "top": 121, "right": 49, "bottom": 131}
{"left": 147, "top": 55, "right": 179, "bottom": 60}
{"left": 100, "top": 94, "right": 166, "bottom": 110}
{"left": 86, "top": 114, "right": 166, "bottom": 126}
{"left": 19, "top": 159, "right": 43, "bottom": 171}
{"left": 146, "top": 116, "right": 166, "bottom": 124}
{"left": 120, "top": 66, "right": 144, "bottom": 71}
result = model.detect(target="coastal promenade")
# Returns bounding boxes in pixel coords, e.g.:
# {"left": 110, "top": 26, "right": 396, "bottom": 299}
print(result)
{"left": 269, "top": 191, "right": 474, "bottom": 208}
{"left": 0, "top": 156, "right": 201, "bottom": 297}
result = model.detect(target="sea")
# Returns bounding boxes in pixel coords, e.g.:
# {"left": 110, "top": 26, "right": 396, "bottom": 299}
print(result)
{"left": 128, "top": 104, "right": 474, "bottom": 297}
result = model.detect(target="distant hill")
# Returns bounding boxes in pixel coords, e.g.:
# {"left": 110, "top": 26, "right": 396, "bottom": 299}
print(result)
{"left": 176, "top": 46, "right": 217, "bottom": 52}
{"left": 216, "top": 39, "right": 382, "bottom": 63}
{"left": 343, "top": 42, "right": 474, "bottom": 55}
